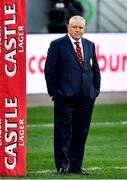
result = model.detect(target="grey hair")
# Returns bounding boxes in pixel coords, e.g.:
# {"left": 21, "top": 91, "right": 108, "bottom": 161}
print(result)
{"left": 68, "top": 15, "right": 86, "bottom": 25}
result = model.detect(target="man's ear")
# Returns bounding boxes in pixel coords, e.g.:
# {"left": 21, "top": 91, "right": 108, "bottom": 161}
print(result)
{"left": 83, "top": 26, "right": 86, "bottom": 33}
{"left": 67, "top": 24, "right": 70, "bottom": 31}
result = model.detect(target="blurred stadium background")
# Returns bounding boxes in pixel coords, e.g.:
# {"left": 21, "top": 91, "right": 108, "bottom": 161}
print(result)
{"left": 26, "top": 1, "right": 127, "bottom": 179}
{"left": 27, "top": 0, "right": 127, "bottom": 33}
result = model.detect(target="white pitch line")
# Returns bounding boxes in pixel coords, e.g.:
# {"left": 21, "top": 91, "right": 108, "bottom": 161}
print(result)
{"left": 28, "top": 124, "right": 53, "bottom": 128}
{"left": 92, "top": 121, "right": 127, "bottom": 126}
{"left": 89, "top": 166, "right": 127, "bottom": 170}
{"left": 28, "top": 121, "right": 127, "bottom": 128}
{"left": 29, "top": 166, "right": 127, "bottom": 174}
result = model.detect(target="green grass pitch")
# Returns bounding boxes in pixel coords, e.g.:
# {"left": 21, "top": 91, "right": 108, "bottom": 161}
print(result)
{"left": 11, "top": 103, "right": 127, "bottom": 179}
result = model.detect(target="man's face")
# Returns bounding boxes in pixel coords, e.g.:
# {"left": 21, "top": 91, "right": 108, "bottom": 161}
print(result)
{"left": 67, "top": 20, "right": 85, "bottom": 41}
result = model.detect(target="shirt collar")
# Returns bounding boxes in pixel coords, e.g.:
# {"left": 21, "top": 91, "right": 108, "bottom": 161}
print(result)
{"left": 68, "top": 33, "right": 82, "bottom": 44}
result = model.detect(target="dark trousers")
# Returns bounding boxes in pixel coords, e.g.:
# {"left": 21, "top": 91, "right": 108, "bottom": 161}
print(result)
{"left": 54, "top": 94, "right": 94, "bottom": 170}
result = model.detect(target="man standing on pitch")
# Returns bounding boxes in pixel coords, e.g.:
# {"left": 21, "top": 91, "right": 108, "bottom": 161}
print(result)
{"left": 45, "top": 15, "right": 101, "bottom": 175}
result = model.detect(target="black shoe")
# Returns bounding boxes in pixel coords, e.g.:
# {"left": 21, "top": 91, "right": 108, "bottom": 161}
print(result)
{"left": 57, "top": 164, "right": 69, "bottom": 175}
{"left": 68, "top": 167, "right": 89, "bottom": 175}
{"left": 57, "top": 167, "right": 67, "bottom": 174}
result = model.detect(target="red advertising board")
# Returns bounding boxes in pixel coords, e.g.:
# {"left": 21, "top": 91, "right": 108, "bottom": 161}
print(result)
{"left": 0, "top": 0, "right": 26, "bottom": 176}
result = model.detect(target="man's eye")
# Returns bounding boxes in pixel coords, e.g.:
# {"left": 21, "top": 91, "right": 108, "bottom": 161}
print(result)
{"left": 72, "top": 26, "right": 83, "bottom": 29}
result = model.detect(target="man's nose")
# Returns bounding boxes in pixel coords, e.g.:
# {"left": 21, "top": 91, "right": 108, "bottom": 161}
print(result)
{"left": 75, "top": 27, "right": 80, "bottom": 31}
